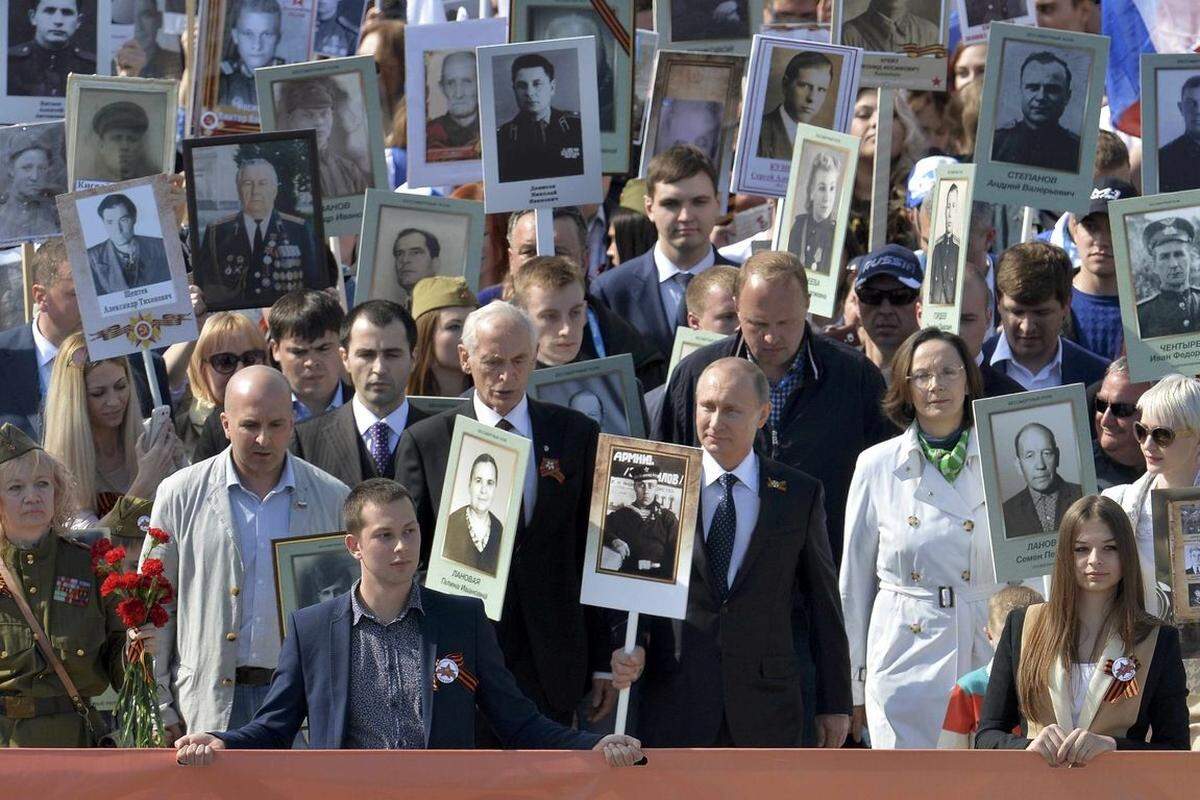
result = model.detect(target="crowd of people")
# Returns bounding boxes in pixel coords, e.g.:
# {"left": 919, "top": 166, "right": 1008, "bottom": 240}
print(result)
{"left": 0, "top": 0, "right": 1197, "bottom": 774}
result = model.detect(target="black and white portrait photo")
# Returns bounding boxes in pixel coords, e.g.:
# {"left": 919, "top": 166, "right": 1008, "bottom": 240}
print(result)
{"left": 82, "top": 190, "right": 170, "bottom": 296}
{"left": 670, "top": 0, "right": 750, "bottom": 42}
{"left": 990, "top": 40, "right": 1091, "bottom": 174}
{"left": 114, "top": 0, "right": 183, "bottom": 80}
{"left": 1156, "top": 69, "right": 1200, "bottom": 195}
{"left": 786, "top": 143, "right": 843, "bottom": 276}
{"left": 1184, "top": 544, "right": 1200, "bottom": 576}
{"left": 654, "top": 97, "right": 723, "bottom": 163}
{"left": 530, "top": 7, "right": 616, "bottom": 132}
{"left": 990, "top": 406, "right": 1084, "bottom": 540}
{"left": 72, "top": 91, "right": 168, "bottom": 186}
{"left": 425, "top": 48, "right": 481, "bottom": 163}
{"left": 0, "top": 121, "right": 67, "bottom": 246}
{"left": 599, "top": 455, "right": 685, "bottom": 582}
{"left": 927, "top": 180, "right": 963, "bottom": 305}
{"left": 272, "top": 73, "right": 372, "bottom": 198}
{"left": 442, "top": 452, "right": 504, "bottom": 577}
{"left": 757, "top": 49, "right": 838, "bottom": 159}
{"left": 1131, "top": 213, "right": 1200, "bottom": 340}
{"left": 359, "top": 200, "right": 478, "bottom": 307}
{"left": 1190, "top": 582, "right": 1200, "bottom": 608}
{"left": 293, "top": 548, "right": 358, "bottom": 606}
{"left": 184, "top": 132, "right": 328, "bottom": 312}
{"left": 960, "top": 0, "right": 1027, "bottom": 30}
{"left": 491, "top": 51, "right": 584, "bottom": 183}
{"left": 215, "top": 0, "right": 314, "bottom": 111}
{"left": 532, "top": 373, "right": 634, "bottom": 437}
{"left": 839, "top": 0, "right": 940, "bottom": 54}
{"left": 312, "top": 0, "right": 365, "bottom": 58}
{"left": 7, "top": 0, "right": 99, "bottom": 98}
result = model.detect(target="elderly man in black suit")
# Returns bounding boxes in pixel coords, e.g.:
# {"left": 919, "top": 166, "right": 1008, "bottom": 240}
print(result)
{"left": 613, "top": 357, "right": 850, "bottom": 747}
{"left": 1001, "top": 422, "right": 1083, "bottom": 538}
{"left": 395, "top": 301, "right": 613, "bottom": 729}
{"left": 291, "top": 300, "right": 428, "bottom": 488}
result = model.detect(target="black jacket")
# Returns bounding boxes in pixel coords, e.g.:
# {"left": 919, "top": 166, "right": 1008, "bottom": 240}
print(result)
{"left": 290, "top": 400, "right": 429, "bottom": 488}
{"left": 583, "top": 296, "right": 667, "bottom": 390}
{"left": 193, "top": 381, "right": 354, "bottom": 463}
{"left": 980, "top": 362, "right": 1026, "bottom": 398}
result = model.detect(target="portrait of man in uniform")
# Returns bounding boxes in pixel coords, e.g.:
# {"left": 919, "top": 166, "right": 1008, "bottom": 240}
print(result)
{"left": 532, "top": 10, "right": 614, "bottom": 132}
{"left": 841, "top": 0, "right": 939, "bottom": 53}
{"left": 600, "top": 465, "right": 680, "bottom": 581}
{"left": 928, "top": 182, "right": 961, "bottom": 305}
{"left": 392, "top": 227, "right": 440, "bottom": 306}
{"left": 495, "top": 53, "right": 584, "bottom": 183}
{"left": 757, "top": 51, "right": 834, "bottom": 160}
{"left": 787, "top": 148, "right": 840, "bottom": 276}
{"left": 654, "top": 98, "right": 723, "bottom": 163}
{"left": 86, "top": 100, "right": 159, "bottom": 183}
{"left": 274, "top": 76, "right": 372, "bottom": 198}
{"left": 0, "top": 127, "right": 64, "bottom": 244}
{"left": 218, "top": 0, "right": 284, "bottom": 109}
{"left": 442, "top": 452, "right": 504, "bottom": 577}
{"left": 991, "top": 49, "right": 1083, "bottom": 173}
{"left": 7, "top": 0, "right": 97, "bottom": 98}
{"left": 962, "top": 0, "right": 1026, "bottom": 28}
{"left": 426, "top": 50, "right": 481, "bottom": 162}
{"left": 312, "top": 0, "right": 364, "bottom": 58}
{"left": 670, "top": 0, "right": 749, "bottom": 41}
{"left": 1001, "top": 422, "right": 1083, "bottom": 539}
{"left": 1157, "top": 74, "right": 1200, "bottom": 194}
{"left": 1135, "top": 217, "right": 1200, "bottom": 339}
{"left": 86, "top": 192, "right": 170, "bottom": 295}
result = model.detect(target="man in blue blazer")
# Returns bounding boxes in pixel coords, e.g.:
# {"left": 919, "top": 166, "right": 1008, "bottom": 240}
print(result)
{"left": 174, "top": 478, "right": 644, "bottom": 765}
{"left": 590, "top": 145, "right": 735, "bottom": 362}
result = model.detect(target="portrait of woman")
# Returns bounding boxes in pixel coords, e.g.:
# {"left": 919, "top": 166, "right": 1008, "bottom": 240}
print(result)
{"left": 787, "top": 148, "right": 841, "bottom": 276}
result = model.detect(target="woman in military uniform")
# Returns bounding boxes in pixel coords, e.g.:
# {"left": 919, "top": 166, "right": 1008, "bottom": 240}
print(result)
{"left": 0, "top": 424, "right": 153, "bottom": 747}
{"left": 787, "top": 151, "right": 841, "bottom": 276}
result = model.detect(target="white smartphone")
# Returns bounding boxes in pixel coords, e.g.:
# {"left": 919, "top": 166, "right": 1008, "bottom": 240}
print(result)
{"left": 147, "top": 404, "right": 171, "bottom": 442}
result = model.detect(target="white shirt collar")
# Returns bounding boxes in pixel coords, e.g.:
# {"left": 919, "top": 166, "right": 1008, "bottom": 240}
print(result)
{"left": 701, "top": 448, "right": 759, "bottom": 491}
{"left": 653, "top": 242, "right": 716, "bottom": 285}
{"left": 777, "top": 105, "right": 798, "bottom": 145}
{"left": 472, "top": 391, "right": 532, "bottom": 438}
{"left": 351, "top": 395, "right": 409, "bottom": 437}
{"left": 30, "top": 317, "right": 57, "bottom": 369}
{"left": 243, "top": 213, "right": 269, "bottom": 237}
{"left": 989, "top": 333, "right": 1063, "bottom": 382}
{"left": 224, "top": 448, "right": 296, "bottom": 493}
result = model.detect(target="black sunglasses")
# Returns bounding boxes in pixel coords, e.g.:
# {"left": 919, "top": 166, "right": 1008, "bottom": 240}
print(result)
{"left": 856, "top": 286, "right": 919, "bottom": 306}
{"left": 207, "top": 349, "right": 268, "bottom": 375}
{"left": 1095, "top": 398, "right": 1137, "bottom": 419}
{"left": 1134, "top": 422, "right": 1185, "bottom": 448}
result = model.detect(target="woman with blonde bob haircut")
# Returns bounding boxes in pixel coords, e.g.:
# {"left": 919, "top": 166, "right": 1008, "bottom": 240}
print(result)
{"left": 1102, "top": 373, "right": 1200, "bottom": 616}
{"left": 176, "top": 312, "right": 268, "bottom": 456}
{"left": 976, "top": 495, "right": 1189, "bottom": 761}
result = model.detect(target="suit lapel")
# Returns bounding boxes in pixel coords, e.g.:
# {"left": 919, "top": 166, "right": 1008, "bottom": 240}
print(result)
{"left": 290, "top": 461, "right": 313, "bottom": 534}
{"left": 420, "top": 594, "right": 439, "bottom": 746}
{"left": 727, "top": 461, "right": 779, "bottom": 598}
{"left": 637, "top": 258, "right": 672, "bottom": 352}
{"left": 328, "top": 595, "right": 352, "bottom": 747}
{"left": 690, "top": 512, "right": 717, "bottom": 602}
{"left": 1047, "top": 655, "right": 1075, "bottom": 730}
{"left": 205, "top": 474, "right": 242, "bottom": 579}
{"left": 1077, "top": 634, "right": 1127, "bottom": 732}
{"left": 331, "top": 404, "right": 365, "bottom": 483}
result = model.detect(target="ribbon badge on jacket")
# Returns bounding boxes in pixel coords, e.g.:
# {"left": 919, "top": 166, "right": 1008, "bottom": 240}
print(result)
{"left": 1102, "top": 656, "right": 1140, "bottom": 703}
{"left": 433, "top": 653, "right": 478, "bottom": 693}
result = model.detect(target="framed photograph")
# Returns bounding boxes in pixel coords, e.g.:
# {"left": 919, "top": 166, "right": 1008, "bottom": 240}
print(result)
{"left": 1149, "top": 488, "right": 1200, "bottom": 625}
{"left": 110, "top": 0, "right": 185, "bottom": 81}
{"left": 639, "top": 50, "right": 747, "bottom": 209}
{"left": 666, "top": 327, "right": 726, "bottom": 384}
{"left": 1109, "top": 189, "right": 1200, "bottom": 382}
{"left": 1140, "top": 54, "right": 1200, "bottom": 196}
{"left": 580, "top": 434, "right": 702, "bottom": 619}
{"left": 652, "top": 0, "right": 763, "bottom": 55}
{"left": 65, "top": 74, "right": 177, "bottom": 191}
{"left": 632, "top": 28, "right": 657, "bottom": 147}
{"left": 190, "top": 0, "right": 317, "bottom": 136}
{"left": 272, "top": 531, "right": 359, "bottom": 633}
{"left": 256, "top": 55, "right": 388, "bottom": 235}
{"left": 527, "top": 353, "right": 645, "bottom": 438}
{"left": 425, "top": 415, "right": 531, "bottom": 621}
{"left": 1, "top": 0, "right": 116, "bottom": 124}
{"left": 0, "top": 121, "right": 67, "bottom": 247}
{"left": 0, "top": 248, "right": 28, "bottom": 331}
{"left": 973, "top": 23, "right": 1108, "bottom": 214}
{"left": 408, "top": 395, "right": 470, "bottom": 417}
{"left": 56, "top": 174, "right": 199, "bottom": 361}
{"left": 974, "top": 384, "right": 1097, "bottom": 582}
{"left": 833, "top": 0, "right": 949, "bottom": 91}
{"left": 183, "top": 129, "right": 331, "bottom": 312}
{"left": 772, "top": 123, "right": 859, "bottom": 319}
{"left": 477, "top": 36, "right": 604, "bottom": 213}
{"left": 312, "top": 0, "right": 366, "bottom": 58}
{"left": 356, "top": 190, "right": 485, "bottom": 307}
{"left": 732, "top": 35, "right": 861, "bottom": 198}
{"left": 403, "top": 18, "right": 508, "bottom": 190}
{"left": 955, "top": 0, "right": 1032, "bottom": 45}
{"left": 919, "top": 162, "right": 974, "bottom": 334}
{"left": 510, "top": 0, "right": 634, "bottom": 176}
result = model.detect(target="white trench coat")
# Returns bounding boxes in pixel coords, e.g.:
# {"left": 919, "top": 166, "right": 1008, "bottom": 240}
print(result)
{"left": 840, "top": 425, "right": 1002, "bottom": 749}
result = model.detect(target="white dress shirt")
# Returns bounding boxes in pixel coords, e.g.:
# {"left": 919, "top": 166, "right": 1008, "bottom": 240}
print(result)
{"left": 700, "top": 448, "right": 760, "bottom": 587}
{"left": 472, "top": 391, "right": 536, "bottom": 524}
{"left": 989, "top": 333, "right": 1064, "bottom": 390}
{"left": 351, "top": 395, "right": 409, "bottom": 456}
{"left": 242, "top": 213, "right": 270, "bottom": 252}
{"left": 653, "top": 242, "right": 716, "bottom": 326}
{"left": 31, "top": 317, "right": 58, "bottom": 395}
{"left": 776, "top": 105, "right": 798, "bottom": 149}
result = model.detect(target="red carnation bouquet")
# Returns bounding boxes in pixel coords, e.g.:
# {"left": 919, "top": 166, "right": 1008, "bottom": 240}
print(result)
{"left": 91, "top": 526, "right": 173, "bottom": 748}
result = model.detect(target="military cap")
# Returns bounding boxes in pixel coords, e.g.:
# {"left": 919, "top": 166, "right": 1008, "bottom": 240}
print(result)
{"left": 411, "top": 276, "right": 478, "bottom": 320}
{"left": 626, "top": 464, "right": 659, "bottom": 482}
{"left": 0, "top": 423, "right": 41, "bottom": 465}
{"left": 278, "top": 78, "right": 338, "bottom": 111}
{"left": 92, "top": 101, "right": 149, "bottom": 137}
{"left": 1144, "top": 218, "right": 1195, "bottom": 252}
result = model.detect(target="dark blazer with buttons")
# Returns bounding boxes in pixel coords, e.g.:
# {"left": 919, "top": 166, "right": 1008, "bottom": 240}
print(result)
{"left": 636, "top": 456, "right": 850, "bottom": 747}
{"left": 215, "top": 587, "right": 602, "bottom": 750}
{"left": 290, "top": 400, "right": 429, "bottom": 489}
{"left": 589, "top": 247, "right": 737, "bottom": 362}
{"left": 394, "top": 397, "right": 604, "bottom": 716}
{"left": 980, "top": 334, "right": 1108, "bottom": 390}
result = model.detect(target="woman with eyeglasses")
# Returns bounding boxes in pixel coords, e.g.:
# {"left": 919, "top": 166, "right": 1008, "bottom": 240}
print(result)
{"left": 841, "top": 328, "right": 1007, "bottom": 748}
{"left": 174, "top": 312, "right": 269, "bottom": 459}
{"left": 1101, "top": 373, "right": 1200, "bottom": 616}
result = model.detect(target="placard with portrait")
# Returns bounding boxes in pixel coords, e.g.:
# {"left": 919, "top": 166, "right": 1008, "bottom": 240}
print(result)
{"left": 1150, "top": 488, "right": 1200, "bottom": 629}
{"left": 527, "top": 353, "right": 646, "bottom": 438}
{"left": 919, "top": 162, "right": 974, "bottom": 335}
{"left": 272, "top": 531, "right": 359, "bottom": 634}
{"left": 65, "top": 74, "right": 177, "bottom": 191}
{"left": 0, "top": 121, "right": 68, "bottom": 247}
{"left": 833, "top": 0, "right": 948, "bottom": 90}
{"left": 1139, "top": 53, "right": 1200, "bottom": 197}
{"left": 955, "top": 0, "right": 1032, "bottom": 45}
{"left": 652, "top": 0, "right": 763, "bottom": 55}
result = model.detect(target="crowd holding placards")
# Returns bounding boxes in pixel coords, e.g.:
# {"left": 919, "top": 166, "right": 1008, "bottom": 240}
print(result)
{"left": 0, "top": 0, "right": 1198, "bottom": 774}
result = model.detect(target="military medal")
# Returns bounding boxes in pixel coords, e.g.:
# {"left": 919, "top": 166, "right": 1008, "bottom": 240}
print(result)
{"left": 538, "top": 457, "right": 565, "bottom": 483}
{"left": 53, "top": 576, "right": 91, "bottom": 607}
{"left": 1102, "top": 656, "right": 1140, "bottom": 703}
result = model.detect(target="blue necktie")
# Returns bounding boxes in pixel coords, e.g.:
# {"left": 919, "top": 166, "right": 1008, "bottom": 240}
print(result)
{"left": 368, "top": 421, "right": 393, "bottom": 477}
{"left": 708, "top": 473, "right": 737, "bottom": 598}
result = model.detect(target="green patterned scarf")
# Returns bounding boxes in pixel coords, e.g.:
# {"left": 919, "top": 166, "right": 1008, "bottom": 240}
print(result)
{"left": 918, "top": 429, "right": 970, "bottom": 483}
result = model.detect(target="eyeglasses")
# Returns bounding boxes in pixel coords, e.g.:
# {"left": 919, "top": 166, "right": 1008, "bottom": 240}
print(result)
{"left": 207, "top": 349, "right": 268, "bottom": 375}
{"left": 1134, "top": 422, "right": 1190, "bottom": 448}
{"left": 856, "top": 286, "right": 919, "bottom": 306}
{"left": 907, "top": 364, "right": 966, "bottom": 390}
{"left": 1095, "top": 398, "right": 1137, "bottom": 419}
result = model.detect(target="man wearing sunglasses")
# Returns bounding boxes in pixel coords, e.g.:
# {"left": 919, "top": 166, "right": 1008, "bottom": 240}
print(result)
{"left": 853, "top": 245, "right": 922, "bottom": 381}
{"left": 1091, "top": 358, "right": 1150, "bottom": 490}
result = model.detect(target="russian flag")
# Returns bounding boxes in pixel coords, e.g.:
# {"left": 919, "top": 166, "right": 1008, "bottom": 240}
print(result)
{"left": 1104, "top": 0, "right": 1200, "bottom": 137}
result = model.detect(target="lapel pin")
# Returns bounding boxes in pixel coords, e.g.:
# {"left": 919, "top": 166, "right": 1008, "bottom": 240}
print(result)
{"left": 767, "top": 478, "right": 787, "bottom": 491}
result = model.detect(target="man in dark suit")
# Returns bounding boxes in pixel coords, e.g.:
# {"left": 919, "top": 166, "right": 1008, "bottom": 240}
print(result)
{"left": 1001, "top": 422, "right": 1083, "bottom": 538}
{"left": 591, "top": 145, "right": 735, "bottom": 362}
{"left": 173, "top": 479, "right": 643, "bottom": 763}
{"left": 991, "top": 51, "right": 1082, "bottom": 173}
{"left": 613, "top": 358, "right": 850, "bottom": 747}
{"left": 1156, "top": 74, "right": 1200, "bottom": 194}
{"left": 757, "top": 51, "right": 833, "bottom": 160}
{"left": 395, "top": 301, "right": 613, "bottom": 727}
{"left": 292, "top": 299, "right": 427, "bottom": 488}
{"left": 86, "top": 193, "right": 171, "bottom": 295}
{"left": 441, "top": 453, "right": 503, "bottom": 576}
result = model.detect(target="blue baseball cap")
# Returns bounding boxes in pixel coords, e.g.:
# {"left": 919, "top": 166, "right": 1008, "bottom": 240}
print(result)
{"left": 855, "top": 244, "right": 924, "bottom": 290}
{"left": 905, "top": 155, "right": 958, "bottom": 208}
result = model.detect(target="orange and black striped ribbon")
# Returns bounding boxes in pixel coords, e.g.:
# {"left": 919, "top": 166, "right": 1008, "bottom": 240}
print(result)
{"left": 448, "top": 653, "right": 479, "bottom": 693}
{"left": 1101, "top": 658, "right": 1140, "bottom": 704}
{"left": 589, "top": 0, "right": 631, "bottom": 55}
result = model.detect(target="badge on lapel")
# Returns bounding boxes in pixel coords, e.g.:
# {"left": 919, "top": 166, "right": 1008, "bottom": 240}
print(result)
{"left": 767, "top": 478, "right": 787, "bottom": 491}
{"left": 1103, "top": 656, "right": 1140, "bottom": 703}
{"left": 433, "top": 653, "right": 478, "bottom": 693}
{"left": 539, "top": 457, "right": 565, "bottom": 484}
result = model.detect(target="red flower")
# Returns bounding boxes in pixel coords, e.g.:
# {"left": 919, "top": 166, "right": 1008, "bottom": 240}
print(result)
{"left": 116, "top": 597, "right": 147, "bottom": 628}
{"left": 104, "top": 547, "right": 126, "bottom": 566}
{"left": 141, "top": 558, "right": 164, "bottom": 578}
{"left": 155, "top": 581, "right": 174, "bottom": 605}
{"left": 147, "top": 527, "right": 169, "bottom": 545}
{"left": 119, "top": 573, "right": 143, "bottom": 592}
{"left": 100, "top": 573, "right": 121, "bottom": 598}
{"left": 90, "top": 538, "right": 112, "bottom": 559}
{"left": 148, "top": 603, "right": 169, "bottom": 628}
